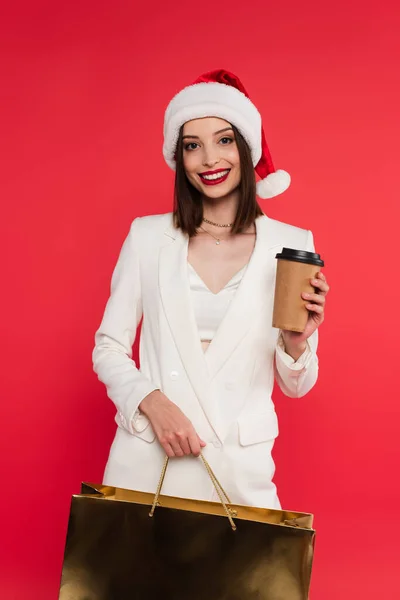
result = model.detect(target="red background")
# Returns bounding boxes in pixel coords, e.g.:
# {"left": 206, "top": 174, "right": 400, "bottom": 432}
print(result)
{"left": 1, "top": 1, "right": 399, "bottom": 598}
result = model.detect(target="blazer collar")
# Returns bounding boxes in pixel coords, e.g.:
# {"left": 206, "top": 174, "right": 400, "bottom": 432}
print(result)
{"left": 159, "top": 214, "right": 281, "bottom": 440}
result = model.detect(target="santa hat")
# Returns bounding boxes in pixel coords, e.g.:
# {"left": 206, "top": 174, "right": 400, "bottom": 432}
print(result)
{"left": 163, "top": 69, "right": 291, "bottom": 199}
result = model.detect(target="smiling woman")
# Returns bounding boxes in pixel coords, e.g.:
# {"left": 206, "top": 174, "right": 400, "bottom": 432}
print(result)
{"left": 92, "top": 68, "right": 330, "bottom": 510}
{"left": 174, "top": 117, "right": 260, "bottom": 236}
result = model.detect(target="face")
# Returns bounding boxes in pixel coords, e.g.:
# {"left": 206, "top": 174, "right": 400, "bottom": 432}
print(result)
{"left": 182, "top": 117, "right": 241, "bottom": 199}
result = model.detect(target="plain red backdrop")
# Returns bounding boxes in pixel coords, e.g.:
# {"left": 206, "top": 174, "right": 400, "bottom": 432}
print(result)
{"left": 1, "top": 1, "right": 399, "bottom": 598}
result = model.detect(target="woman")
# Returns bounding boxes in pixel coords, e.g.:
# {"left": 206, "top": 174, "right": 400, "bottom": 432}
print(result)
{"left": 92, "top": 69, "right": 329, "bottom": 509}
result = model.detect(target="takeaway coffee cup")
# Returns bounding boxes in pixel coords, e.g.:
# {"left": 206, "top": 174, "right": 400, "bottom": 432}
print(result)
{"left": 272, "top": 248, "right": 325, "bottom": 333}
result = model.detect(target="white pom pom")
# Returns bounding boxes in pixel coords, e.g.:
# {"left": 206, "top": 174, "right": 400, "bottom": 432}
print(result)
{"left": 256, "top": 169, "right": 291, "bottom": 199}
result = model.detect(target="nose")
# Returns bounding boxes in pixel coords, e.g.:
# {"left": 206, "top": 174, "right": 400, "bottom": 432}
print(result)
{"left": 202, "top": 145, "right": 220, "bottom": 168}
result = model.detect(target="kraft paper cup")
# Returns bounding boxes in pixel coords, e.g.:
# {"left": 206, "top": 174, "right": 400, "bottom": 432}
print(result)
{"left": 272, "top": 248, "right": 325, "bottom": 333}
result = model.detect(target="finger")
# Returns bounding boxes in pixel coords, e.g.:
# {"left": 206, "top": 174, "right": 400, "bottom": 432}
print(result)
{"left": 311, "top": 278, "right": 330, "bottom": 294}
{"left": 177, "top": 434, "right": 192, "bottom": 456}
{"left": 302, "top": 292, "right": 326, "bottom": 305}
{"left": 168, "top": 437, "right": 185, "bottom": 457}
{"left": 188, "top": 432, "right": 202, "bottom": 457}
{"left": 163, "top": 442, "right": 175, "bottom": 458}
{"left": 306, "top": 303, "right": 324, "bottom": 314}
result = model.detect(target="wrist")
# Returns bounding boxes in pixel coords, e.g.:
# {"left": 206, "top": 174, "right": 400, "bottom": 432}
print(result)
{"left": 281, "top": 336, "right": 307, "bottom": 361}
{"left": 139, "top": 389, "right": 162, "bottom": 416}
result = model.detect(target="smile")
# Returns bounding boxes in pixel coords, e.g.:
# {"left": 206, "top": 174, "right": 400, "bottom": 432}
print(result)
{"left": 199, "top": 169, "right": 230, "bottom": 185}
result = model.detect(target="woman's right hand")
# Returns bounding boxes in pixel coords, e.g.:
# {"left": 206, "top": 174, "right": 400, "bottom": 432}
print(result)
{"left": 139, "top": 390, "right": 206, "bottom": 458}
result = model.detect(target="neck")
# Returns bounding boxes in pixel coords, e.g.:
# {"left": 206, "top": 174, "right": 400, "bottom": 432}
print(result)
{"left": 201, "top": 189, "right": 240, "bottom": 225}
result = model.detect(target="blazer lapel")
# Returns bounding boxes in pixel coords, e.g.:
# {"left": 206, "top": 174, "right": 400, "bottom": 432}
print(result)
{"left": 204, "top": 214, "right": 282, "bottom": 379}
{"left": 158, "top": 223, "right": 222, "bottom": 440}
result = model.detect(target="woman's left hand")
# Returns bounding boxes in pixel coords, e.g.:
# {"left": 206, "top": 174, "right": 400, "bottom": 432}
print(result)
{"left": 281, "top": 271, "right": 330, "bottom": 351}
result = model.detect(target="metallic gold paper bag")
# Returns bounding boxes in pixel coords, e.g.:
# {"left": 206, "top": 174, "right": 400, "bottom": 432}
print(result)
{"left": 59, "top": 456, "right": 315, "bottom": 599}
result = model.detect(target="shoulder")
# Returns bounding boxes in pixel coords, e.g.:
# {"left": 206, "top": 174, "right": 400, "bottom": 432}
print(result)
{"left": 127, "top": 212, "right": 175, "bottom": 251}
{"left": 131, "top": 212, "right": 173, "bottom": 232}
{"left": 129, "top": 212, "right": 174, "bottom": 238}
{"left": 261, "top": 214, "right": 314, "bottom": 251}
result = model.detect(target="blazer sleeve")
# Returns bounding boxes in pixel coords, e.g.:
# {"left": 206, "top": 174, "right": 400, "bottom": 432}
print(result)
{"left": 273, "top": 229, "right": 319, "bottom": 398}
{"left": 92, "top": 218, "right": 159, "bottom": 434}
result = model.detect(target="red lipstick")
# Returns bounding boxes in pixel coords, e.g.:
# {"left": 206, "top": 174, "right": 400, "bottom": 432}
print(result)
{"left": 199, "top": 168, "right": 231, "bottom": 186}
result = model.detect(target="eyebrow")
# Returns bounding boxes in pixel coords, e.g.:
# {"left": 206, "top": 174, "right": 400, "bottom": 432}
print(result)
{"left": 182, "top": 127, "right": 233, "bottom": 140}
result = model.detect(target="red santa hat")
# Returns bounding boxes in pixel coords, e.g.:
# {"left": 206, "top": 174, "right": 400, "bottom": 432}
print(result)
{"left": 163, "top": 69, "right": 291, "bottom": 199}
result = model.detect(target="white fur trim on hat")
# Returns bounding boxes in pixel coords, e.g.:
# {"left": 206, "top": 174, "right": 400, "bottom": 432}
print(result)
{"left": 163, "top": 82, "right": 262, "bottom": 169}
{"left": 256, "top": 170, "right": 291, "bottom": 199}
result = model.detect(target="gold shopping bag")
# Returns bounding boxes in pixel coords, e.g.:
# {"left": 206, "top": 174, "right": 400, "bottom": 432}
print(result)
{"left": 58, "top": 456, "right": 315, "bottom": 599}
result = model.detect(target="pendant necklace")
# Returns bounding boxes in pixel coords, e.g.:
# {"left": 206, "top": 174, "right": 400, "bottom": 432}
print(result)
{"left": 200, "top": 225, "right": 221, "bottom": 244}
{"left": 199, "top": 225, "right": 228, "bottom": 245}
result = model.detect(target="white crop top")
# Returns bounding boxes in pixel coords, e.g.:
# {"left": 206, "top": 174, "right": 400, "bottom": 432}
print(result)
{"left": 188, "top": 262, "right": 247, "bottom": 341}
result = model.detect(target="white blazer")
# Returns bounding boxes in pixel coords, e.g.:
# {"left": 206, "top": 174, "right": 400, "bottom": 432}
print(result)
{"left": 92, "top": 212, "right": 319, "bottom": 509}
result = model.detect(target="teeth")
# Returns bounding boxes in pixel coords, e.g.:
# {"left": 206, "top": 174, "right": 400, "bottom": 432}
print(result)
{"left": 201, "top": 170, "right": 229, "bottom": 181}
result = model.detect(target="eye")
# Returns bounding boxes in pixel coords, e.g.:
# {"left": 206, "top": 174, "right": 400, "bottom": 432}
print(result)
{"left": 184, "top": 142, "right": 199, "bottom": 151}
{"left": 219, "top": 137, "right": 233, "bottom": 145}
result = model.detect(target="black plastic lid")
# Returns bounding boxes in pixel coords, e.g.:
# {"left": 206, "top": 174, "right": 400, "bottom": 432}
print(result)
{"left": 275, "top": 247, "right": 324, "bottom": 267}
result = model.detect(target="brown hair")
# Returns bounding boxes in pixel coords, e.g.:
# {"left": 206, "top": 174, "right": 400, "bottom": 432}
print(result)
{"left": 172, "top": 124, "right": 263, "bottom": 236}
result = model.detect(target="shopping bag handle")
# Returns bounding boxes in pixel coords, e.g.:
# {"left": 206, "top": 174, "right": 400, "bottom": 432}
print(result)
{"left": 149, "top": 454, "right": 237, "bottom": 531}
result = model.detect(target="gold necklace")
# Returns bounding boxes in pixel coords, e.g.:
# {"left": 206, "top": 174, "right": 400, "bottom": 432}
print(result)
{"left": 203, "top": 217, "right": 233, "bottom": 228}
{"left": 199, "top": 225, "right": 228, "bottom": 245}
